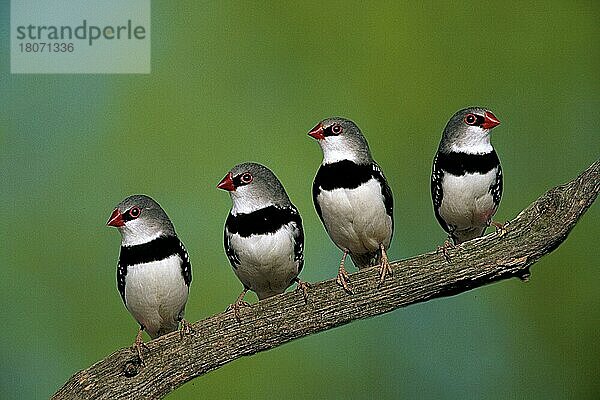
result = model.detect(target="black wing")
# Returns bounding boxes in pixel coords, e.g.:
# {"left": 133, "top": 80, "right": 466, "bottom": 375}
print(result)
{"left": 371, "top": 162, "right": 394, "bottom": 220}
{"left": 116, "top": 260, "right": 127, "bottom": 305}
{"left": 431, "top": 152, "right": 451, "bottom": 234}
{"left": 489, "top": 163, "right": 503, "bottom": 209}
{"left": 224, "top": 219, "right": 241, "bottom": 269}
{"left": 289, "top": 206, "right": 305, "bottom": 274}
{"left": 177, "top": 239, "right": 192, "bottom": 287}
{"left": 312, "top": 171, "right": 324, "bottom": 225}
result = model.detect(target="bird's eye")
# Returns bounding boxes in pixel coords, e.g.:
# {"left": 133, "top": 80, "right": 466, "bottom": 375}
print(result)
{"left": 464, "top": 114, "right": 477, "bottom": 125}
{"left": 331, "top": 124, "right": 343, "bottom": 134}
{"left": 128, "top": 207, "right": 141, "bottom": 218}
{"left": 241, "top": 173, "right": 253, "bottom": 184}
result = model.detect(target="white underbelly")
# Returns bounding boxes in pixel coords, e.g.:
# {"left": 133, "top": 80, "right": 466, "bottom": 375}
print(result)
{"left": 440, "top": 170, "right": 497, "bottom": 230}
{"left": 230, "top": 225, "right": 299, "bottom": 299}
{"left": 125, "top": 255, "right": 188, "bottom": 338}
{"left": 317, "top": 179, "right": 392, "bottom": 254}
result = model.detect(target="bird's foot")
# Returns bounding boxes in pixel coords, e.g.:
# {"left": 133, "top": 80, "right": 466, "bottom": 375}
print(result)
{"left": 294, "top": 278, "right": 311, "bottom": 304}
{"left": 226, "top": 289, "right": 250, "bottom": 322}
{"left": 336, "top": 266, "right": 353, "bottom": 294}
{"left": 335, "top": 251, "right": 353, "bottom": 294}
{"left": 437, "top": 239, "right": 454, "bottom": 262}
{"left": 491, "top": 220, "right": 508, "bottom": 237}
{"left": 132, "top": 329, "right": 149, "bottom": 365}
{"left": 377, "top": 244, "right": 392, "bottom": 287}
{"left": 178, "top": 318, "right": 193, "bottom": 339}
{"left": 226, "top": 301, "right": 251, "bottom": 322}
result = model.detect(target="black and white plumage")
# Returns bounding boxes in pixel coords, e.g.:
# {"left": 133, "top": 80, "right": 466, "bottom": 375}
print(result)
{"left": 217, "top": 162, "right": 307, "bottom": 317}
{"left": 309, "top": 117, "right": 394, "bottom": 292}
{"left": 107, "top": 194, "right": 191, "bottom": 358}
{"left": 431, "top": 107, "right": 503, "bottom": 244}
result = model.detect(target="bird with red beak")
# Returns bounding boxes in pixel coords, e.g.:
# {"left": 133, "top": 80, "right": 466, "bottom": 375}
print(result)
{"left": 308, "top": 117, "right": 394, "bottom": 293}
{"left": 217, "top": 162, "right": 308, "bottom": 320}
{"left": 107, "top": 194, "right": 192, "bottom": 362}
{"left": 431, "top": 107, "right": 505, "bottom": 247}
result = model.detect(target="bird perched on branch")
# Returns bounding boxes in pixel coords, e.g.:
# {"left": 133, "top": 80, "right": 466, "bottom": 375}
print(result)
{"left": 431, "top": 107, "right": 503, "bottom": 246}
{"left": 309, "top": 117, "right": 394, "bottom": 293}
{"left": 107, "top": 195, "right": 192, "bottom": 362}
{"left": 218, "top": 162, "right": 308, "bottom": 320}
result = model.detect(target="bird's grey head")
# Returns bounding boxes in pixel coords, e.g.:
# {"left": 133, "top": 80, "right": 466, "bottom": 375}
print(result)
{"left": 308, "top": 117, "right": 373, "bottom": 165}
{"left": 107, "top": 194, "right": 175, "bottom": 246}
{"left": 217, "top": 162, "right": 292, "bottom": 215}
{"left": 439, "top": 107, "right": 501, "bottom": 154}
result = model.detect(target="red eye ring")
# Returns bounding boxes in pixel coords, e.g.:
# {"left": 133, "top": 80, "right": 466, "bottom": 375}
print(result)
{"left": 464, "top": 114, "right": 477, "bottom": 125}
{"left": 129, "top": 206, "right": 141, "bottom": 218}
{"left": 331, "top": 124, "right": 343, "bottom": 134}
{"left": 241, "top": 172, "right": 253, "bottom": 184}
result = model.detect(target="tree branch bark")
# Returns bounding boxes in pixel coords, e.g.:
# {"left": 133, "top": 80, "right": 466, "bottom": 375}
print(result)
{"left": 54, "top": 160, "right": 599, "bottom": 400}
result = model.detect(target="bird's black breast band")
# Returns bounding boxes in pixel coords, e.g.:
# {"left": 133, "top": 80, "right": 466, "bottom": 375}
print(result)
{"left": 435, "top": 150, "right": 500, "bottom": 176}
{"left": 119, "top": 235, "right": 184, "bottom": 267}
{"left": 313, "top": 160, "right": 373, "bottom": 191}
{"left": 225, "top": 205, "right": 301, "bottom": 238}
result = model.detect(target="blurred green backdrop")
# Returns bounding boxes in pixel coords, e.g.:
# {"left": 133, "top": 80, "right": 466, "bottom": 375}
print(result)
{"left": 1, "top": 1, "right": 599, "bottom": 399}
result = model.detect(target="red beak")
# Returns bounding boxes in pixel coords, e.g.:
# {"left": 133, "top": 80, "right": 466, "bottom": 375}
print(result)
{"left": 217, "top": 172, "right": 236, "bottom": 191}
{"left": 308, "top": 123, "right": 325, "bottom": 140}
{"left": 107, "top": 208, "right": 125, "bottom": 227}
{"left": 482, "top": 111, "right": 501, "bottom": 130}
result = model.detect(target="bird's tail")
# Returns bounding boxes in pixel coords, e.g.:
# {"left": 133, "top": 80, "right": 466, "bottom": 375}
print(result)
{"left": 151, "top": 322, "right": 179, "bottom": 339}
{"left": 452, "top": 226, "right": 486, "bottom": 244}
{"left": 350, "top": 251, "right": 379, "bottom": 269}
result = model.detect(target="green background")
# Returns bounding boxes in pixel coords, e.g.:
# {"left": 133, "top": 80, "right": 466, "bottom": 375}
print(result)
{"left": 1, "top": 1, "right": 598, "bottom": 399}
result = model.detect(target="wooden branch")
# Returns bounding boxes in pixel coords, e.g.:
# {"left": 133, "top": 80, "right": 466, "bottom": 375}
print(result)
{"left": 54, "top": 160, "right": 599, "bottom": 400}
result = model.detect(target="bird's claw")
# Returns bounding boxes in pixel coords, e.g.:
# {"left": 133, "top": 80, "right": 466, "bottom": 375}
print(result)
{"left": 336, "top": 267, "right": 353, "bottom": 294}
{"left": 437, "top": 239, "right": 454, "bottom": 262}
{"left": 132, "top": 329, "right": 149, "bottom": 365}
{"left": 377, "top": 246, "right": 392, "bottom": 288}
{"left": 295, "top": 279, "right": 311, "bottom": 304}
{"left": 378, "top": 260, "right": 393, "bottom": 288}
{"left": 178, "top": 319, "right": 193, "bottom": 339}
{"left": 491, "top": 220, "right": 508, "bottom": 237}
{"left": 227, "top": 300, "right": 251, "bottom": 322}
{"left": 226, "top": 289, "right": 250, "bottom": 322}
